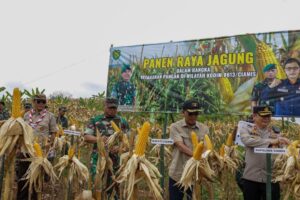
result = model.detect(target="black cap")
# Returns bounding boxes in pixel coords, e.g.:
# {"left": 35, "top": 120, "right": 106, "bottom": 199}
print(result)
{"left": 253, "top": 106, "right": 272, "bottom": 116}
{"left": 59, "top": 106, "right": 67, "bottom": 112}
{"left": 182, "top": 99, "right": 202, "bottom": 112}
{"left": 24, "top": 103, "right": 32, "bottom": 109}
{"left": 105, "top": 97, "right": 118, "bottom": 108}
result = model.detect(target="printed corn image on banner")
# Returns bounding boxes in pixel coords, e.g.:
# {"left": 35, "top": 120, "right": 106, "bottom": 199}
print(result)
{"left": 107, "top": 30, "right": 300, "bottom": 116}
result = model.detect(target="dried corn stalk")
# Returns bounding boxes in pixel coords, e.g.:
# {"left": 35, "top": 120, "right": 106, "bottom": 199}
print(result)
{"left": 116, "top": 121, "right": 163, "bottom": 200}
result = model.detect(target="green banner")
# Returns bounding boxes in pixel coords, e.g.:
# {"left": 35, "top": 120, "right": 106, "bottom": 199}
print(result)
{"left": 107, "top": 30, "right": 300, "bottom": 116}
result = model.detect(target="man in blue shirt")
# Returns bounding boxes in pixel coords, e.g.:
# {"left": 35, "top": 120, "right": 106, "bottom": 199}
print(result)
{"left": 274, "top": 58, "right": 300, "bottom": 116}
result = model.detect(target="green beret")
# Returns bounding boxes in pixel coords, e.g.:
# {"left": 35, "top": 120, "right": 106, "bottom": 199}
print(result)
{"left": 263, "top": 64, "right": 276, "bottom": 73}
{"left": 121, "top": 64, "right": 131, "bottom": 73}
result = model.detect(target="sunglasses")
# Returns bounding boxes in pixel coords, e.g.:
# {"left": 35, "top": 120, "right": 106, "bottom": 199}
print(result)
{"left": 35, "top": 100, "right": 46, "bottom": 104}
{"left": 187, "top": 112, "right": 199, "bottom": 116}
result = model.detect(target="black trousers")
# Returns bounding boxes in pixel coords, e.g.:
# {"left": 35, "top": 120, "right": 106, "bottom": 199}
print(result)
{"left": 16, "top": 154, "right": 37, "bottom": 200}
{"left": 242, "top": 179, "right": 280, "bottom": 200}
{"left": 168, "top": 177, "right": 192, "bottom": 200}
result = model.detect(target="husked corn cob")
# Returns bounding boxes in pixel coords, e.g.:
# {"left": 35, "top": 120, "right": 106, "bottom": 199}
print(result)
{"left": 191, "top": 131, "right": 198, "bottom": 150}
{"left": 12, "top": 88, "right": 22, "bottom": 118}
{"left": 256, "top": 42, "right": 286, "bottom": 81}
{"left": 193, "top": 141, "right": 204, "bottom": 160}
{"left": 226, "top": 133, "right": 233, "bottom": 147}
{"left": 68, "top": 146, "right": 75, "bottom": 159}
{"left": 135, "top": 121, "right": 151, "bottom": 156}
{"left": 204, "top": 134, "right": 213, "bottom": 150}
{"left": 218, "top": 78, "right": 234, "bottom": 104}
{"left": 219, "top": 144, "right": 225, "bottom": 157}
{"left": 33, "top": 142, "right": 43, "bottom": 157}
{"left": 111, "top": 120, "right": 121, "bottom": 133}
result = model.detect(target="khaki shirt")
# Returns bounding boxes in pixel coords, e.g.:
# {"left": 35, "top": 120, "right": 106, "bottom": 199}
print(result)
{"left": 24, "top": 109, "right": 58, "bottom": 145}
{"left": 240, "top": 122, "right": 275, "bottom": 183}
{"left": 168, "top": 119, "right": 209, "bottom": 182}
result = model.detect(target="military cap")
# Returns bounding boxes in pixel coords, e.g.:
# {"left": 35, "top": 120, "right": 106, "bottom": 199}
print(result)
{"left": 121, "top": 64, "right": 132, "bottom": 74}
{"left": 263, "top": 64, "right": 276, "bottom": 73}
{"left": 253, "top": 105, "right": 272, "bottom": 116}
{"left": 59, "top": 106, "right": 67, "bottom": 112}
{"left": 33, "top": 94, "right": 47, "bottom": 100}
{"left": 105, "top": 97, "right": 118, "bottom": 108}
{"left": 182, "top": 99, "right": 202, "bottom": 112}
{"left": 24, "top": 103, "right": 32, "bottom": 109}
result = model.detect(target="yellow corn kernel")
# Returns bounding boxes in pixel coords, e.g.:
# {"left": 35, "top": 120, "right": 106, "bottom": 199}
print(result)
{"left": 33, "top": 142, "right": 43, "bottom": 157}
{"left": 135, "top": 121, "right": 151, "bottom": 156}
{"left": 193, "top": 141, "right": 204, "bottom": 160}
{"left": 12, "top": 88, "right": 22, "bottom": 118}
{"left": 204, "top": 134, "right": 213, "bottom": 150}
{"left": 219, "top": 144, "right": 225, "bottom": 157}
{"left": 111, "top": 121, "right": 121, "bottom": 133}
{"left": 68, "top": 146, "right": 75, "bottom": 159}
{"left": 226, "top": 133, "right": 233, "bottom": 147}
{"left": 191, "top": 131, "right": 198, "bottom": 150}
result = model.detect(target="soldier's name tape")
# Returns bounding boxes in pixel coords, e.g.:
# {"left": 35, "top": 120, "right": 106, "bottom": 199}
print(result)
{"left": 254, "top": 148, "right": 286, "bottom": 154}
{"left": 151, "top": 138, "right": 174, "bottom": 145}
{"left": 63, "top": 129, "right": 81, "bottom": 136}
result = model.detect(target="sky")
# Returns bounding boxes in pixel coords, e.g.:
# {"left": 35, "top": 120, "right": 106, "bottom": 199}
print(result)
{"left": 1, "top": 0, "right": 300, "bottom": 98}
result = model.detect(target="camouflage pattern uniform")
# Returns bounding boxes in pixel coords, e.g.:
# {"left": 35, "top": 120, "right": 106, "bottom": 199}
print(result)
{"left": 84, "top": 114, "right": 129, "bottom": 181}
{"left": 0, "top": 109, "right": 10, "bottom": 120}
{"left": 111, "top": 81, "right": 135, "bottom": 105}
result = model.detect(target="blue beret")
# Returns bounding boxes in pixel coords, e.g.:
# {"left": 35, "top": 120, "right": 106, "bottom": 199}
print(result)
{"left": 121, "top": 64, "right": 131, "bottom": 73}
{"left": 263, "top": 64, "right": 276, "bottom": 73}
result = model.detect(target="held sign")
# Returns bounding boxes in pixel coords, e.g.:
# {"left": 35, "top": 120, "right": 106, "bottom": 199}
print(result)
{"left": 151, "top": 138, "right": 174, "bottom": 145}
{"left": 63, "top": 129, "right": 81, "bottom": 136}
{"left": 254, "top": 148, "right": 286, "bottom": 154}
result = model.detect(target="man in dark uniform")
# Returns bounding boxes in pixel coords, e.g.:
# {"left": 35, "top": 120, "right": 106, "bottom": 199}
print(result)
{"left": 274, "top": 58, "right": 300, "bottom": 116}
{"left": 0, "top": 101, "right": 10, "bottom": 120}
{"left": 240, "top": 105, "right": 290, "bottom": 200}
{"left": 84, "top": 98, "right": 129, "bottom": 196}
{"left": 251, "top": 64, "right": 281, "bottom": 109}
{"left": 56, "top": 106, "right": 69, "bottom": 128}
{"left": 111, "top": 64, "right": 136, "bottom": 106}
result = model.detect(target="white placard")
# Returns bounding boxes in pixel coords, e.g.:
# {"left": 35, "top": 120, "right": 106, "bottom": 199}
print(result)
{"left": 63, "top": 129, "right": 81, "bottom": 136}
{"left": 151, "top": 138, "right": 174, "bottom": 145}
{"left": 254, "top": 148, "right": 286, "bottom": 154}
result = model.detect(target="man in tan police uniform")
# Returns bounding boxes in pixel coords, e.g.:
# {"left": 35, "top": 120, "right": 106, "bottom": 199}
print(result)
{"left": 168, "top": 99, "right": 209, "bottom": 200}
{"left": 18, "top": 94, "right": 58, "bottom": 200}
{"left": 240, "top": 105, "right": 289, "bottom": 200}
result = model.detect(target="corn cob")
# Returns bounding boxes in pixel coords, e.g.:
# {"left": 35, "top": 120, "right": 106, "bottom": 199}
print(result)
{"left": 193, "top": 141, "right": 204, "bottom": 160}
{"left": 111, "top": 120, "right": 121, "bottom": 133}
{"left": 204, "top": 134, "right": 213, "bottom": 150}
{"left": 135, "top": 121, "right": 151, "bottom": 156}
{"left": 226, "top": 133, "right": 233, "bottom": 147}
{"left": 213, "top": 66, "right": 234, "bottom": 104}
{"left": 11, "top": 88, "right": 22, "bottom": 118}
{"left": 256, "top": 42, "right": 286, "bottom": 81}
{"left": 219, "top": 144, "right": 225, "bottom": 157}
{"left": 33, "top": 142, "right": 43, "bottom": 157}
{"left": 68, "top": 146, "right": 75, "bottom": 159}
{"left": 191, "top": 131, "right": 198, "bottom": 150}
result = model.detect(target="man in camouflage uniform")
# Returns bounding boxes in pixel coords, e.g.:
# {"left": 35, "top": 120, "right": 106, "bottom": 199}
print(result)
{"left": 111, "top": 64, "right": 136, "bottom": 106}
{"left": 240, "top": 105, "right": 289, "bottom": 200}
{"left": 251, "top": 64, "right": 281, "bottom": 109}
{"left": 84, "top": 98, "right": 129, "bottom": 195}
{"left": 0, "top": 101, "right": 10, "bottom": 120}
